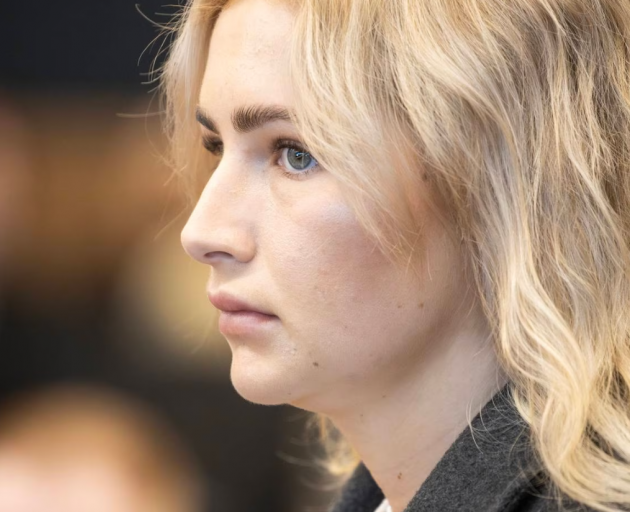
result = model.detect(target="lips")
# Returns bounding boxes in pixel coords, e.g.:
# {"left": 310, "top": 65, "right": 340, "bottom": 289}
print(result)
{"left": 208, "top": 292, "right": 278, "bottom": 337}
{"left": 208, "top": 292, "right": 276, "bottom": 317}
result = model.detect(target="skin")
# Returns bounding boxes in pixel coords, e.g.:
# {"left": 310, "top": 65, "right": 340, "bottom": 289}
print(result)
{"left": 181, "top": 0, "right": 508, "bottom": 510}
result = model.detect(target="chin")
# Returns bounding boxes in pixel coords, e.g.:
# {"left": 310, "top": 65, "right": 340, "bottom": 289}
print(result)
{"left": 229, "top": 352, "right": 295, "bottom": 406}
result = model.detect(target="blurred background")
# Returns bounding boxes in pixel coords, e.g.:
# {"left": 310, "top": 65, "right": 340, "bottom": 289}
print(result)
{"left": 0, "top": 1, "right": 339, "bottom": 511}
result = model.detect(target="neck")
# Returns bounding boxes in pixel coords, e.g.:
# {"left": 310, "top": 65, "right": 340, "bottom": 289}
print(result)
{"left": 326, "top": 328, "right": 507, "bottom": 512}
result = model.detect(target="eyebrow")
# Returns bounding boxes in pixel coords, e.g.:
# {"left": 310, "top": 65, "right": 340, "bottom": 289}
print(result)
{"left": 195, "top": 105, "right": 293, "bottom": 135}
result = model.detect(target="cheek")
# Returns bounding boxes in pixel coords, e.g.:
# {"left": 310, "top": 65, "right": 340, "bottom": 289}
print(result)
{"left": 261, "top": 180, "right": 411, "bottom": 359}
{"left": 260, "top": 176, "right": 465, "bottom": 376}
{"left": 264, "top": 179, "right": 385, "bottom": 311}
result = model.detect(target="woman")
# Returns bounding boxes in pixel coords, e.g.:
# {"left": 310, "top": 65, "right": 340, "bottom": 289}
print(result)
{"left": 162, "top": 0, "right": 630, "bottom": 511}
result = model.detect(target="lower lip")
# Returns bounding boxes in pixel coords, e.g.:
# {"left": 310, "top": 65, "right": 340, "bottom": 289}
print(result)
{"left": 218, "top": 311, "right": 279, "bottom": 337}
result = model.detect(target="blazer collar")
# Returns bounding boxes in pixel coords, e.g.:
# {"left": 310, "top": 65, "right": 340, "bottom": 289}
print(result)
{"left": 329, "top": 383, "right": 544, "bottom": 512}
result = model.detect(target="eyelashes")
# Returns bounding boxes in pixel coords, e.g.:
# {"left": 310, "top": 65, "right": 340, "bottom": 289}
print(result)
{"left": 201, "top": 134, "right": 223, "bottom": 156}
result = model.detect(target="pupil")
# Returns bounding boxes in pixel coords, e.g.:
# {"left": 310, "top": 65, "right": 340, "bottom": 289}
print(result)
{"left": 288, "top": 148, "right": 311, "bottom": 170}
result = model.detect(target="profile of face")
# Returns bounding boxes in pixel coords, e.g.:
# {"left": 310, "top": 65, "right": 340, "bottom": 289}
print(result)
{"left": 181, "top": 0, "right": 488, "bottom": 415}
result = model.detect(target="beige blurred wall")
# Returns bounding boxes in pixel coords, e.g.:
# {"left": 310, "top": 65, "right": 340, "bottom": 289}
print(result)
{"left": 3, "top": 94, "right": 230, "bottom": 373}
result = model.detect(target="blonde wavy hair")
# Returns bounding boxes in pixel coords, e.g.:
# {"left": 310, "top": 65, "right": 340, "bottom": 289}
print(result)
{"left": 161, "top": 1, "right": 630, "bottom": 510}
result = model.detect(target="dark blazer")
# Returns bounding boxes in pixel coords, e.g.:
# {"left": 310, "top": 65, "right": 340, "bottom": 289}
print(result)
{"left": 329, "top": 383, "right": 594, "bottom": 512}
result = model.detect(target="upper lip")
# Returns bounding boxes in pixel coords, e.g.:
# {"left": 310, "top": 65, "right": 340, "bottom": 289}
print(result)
{"left": 208, "top": 292, "right": 276, "bottom": 317}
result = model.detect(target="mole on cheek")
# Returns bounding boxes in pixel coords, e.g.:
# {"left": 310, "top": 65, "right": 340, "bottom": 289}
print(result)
{"left": 312, "top": 361, "right": 320, "bottom": 367}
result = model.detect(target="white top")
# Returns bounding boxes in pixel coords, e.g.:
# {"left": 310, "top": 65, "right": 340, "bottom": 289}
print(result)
{"left": 374, "top": 498, "right": 392, "bottom": 512}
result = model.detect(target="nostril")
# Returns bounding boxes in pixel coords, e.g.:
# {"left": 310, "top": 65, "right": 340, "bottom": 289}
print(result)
{"left": 204, "top": 250, "right": 235, "bottom": 264}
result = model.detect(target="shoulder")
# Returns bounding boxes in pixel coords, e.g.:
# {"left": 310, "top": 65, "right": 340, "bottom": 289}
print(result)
{"left": 329, "top": 384, "right": 599, "bottom": 512}
{"left": 513, "top": 495, "right": 598, "bottom": 512}
{"left": 497, "top": 473, "right": 598, "bottom": 512}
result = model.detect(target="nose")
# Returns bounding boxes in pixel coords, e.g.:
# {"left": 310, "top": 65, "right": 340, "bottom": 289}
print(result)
{"left": 181, "top": 160, "right": 257, "bottom": 267}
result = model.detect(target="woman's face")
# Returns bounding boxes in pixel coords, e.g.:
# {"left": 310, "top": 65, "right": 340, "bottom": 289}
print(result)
{"left": 182, "top": 0, "right": 483, "bottom": 414}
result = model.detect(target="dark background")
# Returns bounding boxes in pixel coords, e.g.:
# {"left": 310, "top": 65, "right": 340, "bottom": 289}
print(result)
{"left": 2, "top": 1, "right": 175, "bottom": 93}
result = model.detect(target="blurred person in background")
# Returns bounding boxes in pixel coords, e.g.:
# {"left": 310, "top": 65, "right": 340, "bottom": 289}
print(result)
{"left": 164, "top": 1, "right": 630, "bottom": 511}
{"left": 0, "top": 384, "right": 205, "bottom": 512}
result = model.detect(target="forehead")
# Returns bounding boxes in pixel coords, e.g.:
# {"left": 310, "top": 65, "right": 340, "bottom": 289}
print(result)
{"left": 200, "top": 0, "right": 295, "bottom": 108}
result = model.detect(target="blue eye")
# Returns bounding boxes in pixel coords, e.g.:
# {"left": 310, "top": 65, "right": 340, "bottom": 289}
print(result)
{"left": 278, "top": 145, "right": 319, "bottom": 174}
{"left": 284, "top": 147, "right": 314, "bottom": 170}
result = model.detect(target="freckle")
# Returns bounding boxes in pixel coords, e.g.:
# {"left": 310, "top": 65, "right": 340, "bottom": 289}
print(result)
{"left": 397, "top": 303, "right": 402, "bottom": 309}
{"left": 422, "top": 173, "right": 429, "bottom": 181}
{"left": 313, "top": 362, "right": 319, "bottom": 367}
{"left": 397, "top": 472, "right": 403, "bottom": 480}
{"left": 382, "top": 395, "right": 387, "bottom": 399}
{"left": 418, "top": 302, "right": 424, "bottom": 309}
